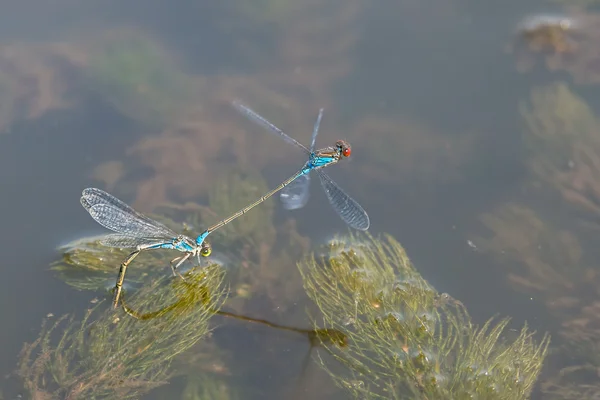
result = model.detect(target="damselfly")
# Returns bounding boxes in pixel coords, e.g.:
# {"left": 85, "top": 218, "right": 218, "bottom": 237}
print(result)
{"left": 80, "top": 188, "right": 212, "bottom": 309}
{"left": 232, "top": 101, "right": 370, "bottom": 231}
{"left": 82, "top": 103, "right": 368, "bottom": 308}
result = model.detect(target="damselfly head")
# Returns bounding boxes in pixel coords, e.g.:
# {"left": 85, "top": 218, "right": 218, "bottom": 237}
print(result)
{"left": 336, "top": 140, "right": 351, "bottom": 158}
{"left": 200, "top": 241, "right": 212, "bottom": 257}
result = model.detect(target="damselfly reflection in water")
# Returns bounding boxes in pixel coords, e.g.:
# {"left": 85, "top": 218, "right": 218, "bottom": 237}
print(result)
{"left": 232, "top": 101, "right": 370, "bottom": 231}
{"left": 80, "top": 188, "right": 213, "bottom": 309}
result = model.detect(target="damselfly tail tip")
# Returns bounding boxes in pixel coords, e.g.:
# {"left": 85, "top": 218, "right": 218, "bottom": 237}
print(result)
{"left": 355, "top": 217, "right": 370, "bottom": 231}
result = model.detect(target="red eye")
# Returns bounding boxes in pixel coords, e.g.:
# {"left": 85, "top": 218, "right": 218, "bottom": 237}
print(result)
{"left": 343, "top": 147, "right": 351, "bottom": 157}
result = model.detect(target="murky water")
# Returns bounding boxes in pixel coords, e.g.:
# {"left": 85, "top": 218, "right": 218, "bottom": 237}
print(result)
{"left": 0, "top": 0, "right": 597, "bottom": 398}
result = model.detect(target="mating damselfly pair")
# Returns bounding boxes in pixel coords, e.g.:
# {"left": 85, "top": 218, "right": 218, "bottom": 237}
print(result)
{"left": 81, "top": 101, "right": 370, "bottom": 309}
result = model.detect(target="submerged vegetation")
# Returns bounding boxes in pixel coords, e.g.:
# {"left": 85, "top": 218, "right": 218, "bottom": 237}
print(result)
{"left": 508, "top": 13, "right": 578, "bottom": 72}
{"left": 469, "top": 80, "right": 600, "bottom": 398}
{"left": 17, "top": 264, "right": 226, "bottom": 399}
{"left": 507, "top": 10, "right": 600, "bottom": 85}
{"left": 31, "top": 168, "right": 314, "bottom": 398}
{"left": 7, "top": 4, "right": 600, "bottom": 398}
{"left": 84, "top": 29, "right": 197, "bottom": 128}
{"left": 299, "top": 233, "right": 549, "bottom": 399}
{"left": 476, "top": 202, "right": 600, "bottom": 399}
{"left": 53, "top": 235, "right": 172, "bottom": 292}
{"left": 520, "top": 81, "right": 600, "bottom": 222}
{"left": 38, "top": 164, "right": 554, "bottom": 399}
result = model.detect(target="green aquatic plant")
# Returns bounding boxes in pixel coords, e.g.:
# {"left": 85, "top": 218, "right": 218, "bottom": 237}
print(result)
{"left": 204, "top": 166, "right": 275, "bottom": 247}
{"left": 17, "top": 264, "right": 226, "bottom": 400}
{"left": 46, "top": 168, "right": 322, "bottom": 398}
{"left": 53, "top": 234, "right": 174, "bottom": 292}
{"left": 484, "top": 80, "right": 600, "bottom": 398}
{"left": 169, "top": 336, "right": 236, "bottom": 400}
{"left": 122, "top": 301, "right": 344, "bottom": 400}
{"left": 298, "top": 233, "right": 550, "bottom": 399}
{"left": 541, "top": 363, "right": 600, "bottom": 399}
{"left": 85, "top": 30, "right": 196, "bottom": 128}
{"left": 520, "top": 81, "right": 599, "bottom": 175}
{"left": 180, "top": 375, "right": 239, "bottom": 400}
{"left": 475, "top": 202, "right": 584, "bottom": 297}
{"left": 519, "top": 82, "right": 600, "bottom": 219}
{"left": 474, "top": 202, "right": 600, "bottom": 399}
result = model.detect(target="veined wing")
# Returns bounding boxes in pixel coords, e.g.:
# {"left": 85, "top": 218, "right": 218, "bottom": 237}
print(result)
{"left": 100, "top": 233, "right": 173, "bottom": 248}
{"left": 280, "top": 174, "right": 311, "bottom": 210}
{"left": 87, "top": 203, "right": 178, "bottom": 238}
{"left": 309, "top": 108, "right": 324, "bottom": 153}
{"left": 232, "top": 101, "right": 310, "bottom": 155}
{"left": 82, "top": 188, "right": 163, "bottom": 227}
{"left": 317, "top": 170, "right": 370, "bottom": 231}
{"left": 81, "top": 188, "right": 176, "bottom": 238}
{"left": 81, "top": 188, "right": 138, "bottom": 211}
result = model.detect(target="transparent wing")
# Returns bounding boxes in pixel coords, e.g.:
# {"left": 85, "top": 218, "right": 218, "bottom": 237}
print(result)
{"left": 82, "top": 188, "right": 163, "bottom": 227}
{"left": 81, "top": 188, "right": 176, "bottom": 238}
{"left": 81, "top": 188, "right": 137, "bottom": 212}
{"left": 280, "top": 173, "right": 311, "bottom": 210}
{"left": 87, "top": 203, "right": 178, "bottom": 238}
{"left": 317, "top": 170, "right": 370, "bottom": 231}
{"left": 309, "top": 108, "right": 324, "bottom": 153}
{"left": 232, "top": 100, "right": 310, "bottom": 155}
{"left": 100, "top": 233, "right": 171, "bottom": 249}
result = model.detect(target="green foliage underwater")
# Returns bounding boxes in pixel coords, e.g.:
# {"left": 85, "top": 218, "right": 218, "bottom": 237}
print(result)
{"left": 17, "top": 168, "right": 550, "bottom": 399}
{"left": 299, "top": 233, "right": 550, "bottom": 400}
